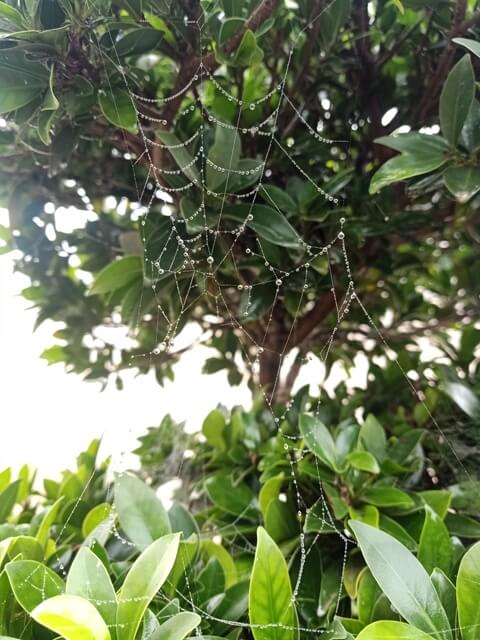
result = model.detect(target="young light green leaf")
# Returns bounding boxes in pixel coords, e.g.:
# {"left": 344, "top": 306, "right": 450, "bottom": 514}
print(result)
{"left": 6, "top": 560, "right": 64, "bottom": 613}
{"left": 32, "top": 594, "right": 111, "bottom": 640}
{"left": 82, "top": 502, "right": 112, "bottom": 538}
{"left": 457, "top": 540, "right": 480, "bottom": 640}
{"left": 222, "top": 204, "right": 302, "bottom": 248}
{"left": 431, "top": 569, "right": 456, "bottom": 628}
{"left": 357, "top": 620, "right": 434, "bottom": 640}
{"left": 148, "top": 612, "right": 201, "bottom": 640}
{"left": 36, "top": 496, "right": 64, "bottom": 549}
{"left": 359, "top": 415, "right": 387, "bottom": 462}
{"left": 155, "top": 131, "right": 201, "bottom": 184}
{"left": 66, "top": 547, "right": 117, "bottom": 635}
{"left": 361, "top": 486, "right": 414, "bottom": 509}
{"left": 347, "top": 451, "right": 380, "bottom": 474}
{"left": 202, "top": 409, "right": 226, "bottom": 451}
{"left": 350, "top": 521, "right": 452, "bottom": 640}
{"left": 90, "top": 256, "right": 143, "bottom": 296}
{"left": 418, "top": 507, "right": 453, "bottom": 575}
{"left": 116, "top": 533, "right": 180, "bottom": 640}
{"left": 114, "top": 473, "right": 171, "bottom": 549}
{"left": 98, "top": 88, "right": 137, "bottom": 130}
{"left": 249, "top": 527, "right": 295, "bottom": 640}
{"left": 439, "top": 54, "right": 474, "bottom": 146}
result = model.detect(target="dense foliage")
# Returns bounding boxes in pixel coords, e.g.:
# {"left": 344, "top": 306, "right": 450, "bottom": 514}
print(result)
{"left": 1, "top": 407, "right": 480, "bottom": 640}
{"left": 1, "top": 0, "right": 480, "bottom": 401}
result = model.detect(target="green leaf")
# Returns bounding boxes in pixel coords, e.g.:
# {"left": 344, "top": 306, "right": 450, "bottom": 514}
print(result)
{"left": 0, "top": 1, "right": 27, "bottom": 30}
{"left": 223, "top": 204, "right": 302, "bottom": 248}
{"left": 36, "top": 497, "right": 64, "bottom": 548}
{"left": 148, "top": 612, "right": 201, "bottom": 640}
{"left": 443, "top": 166, "right": 480, "bottom": 203}
{"left": 233, "top": 30, "right": 263, "bottom": 66}
{"left": 453, "top": 37, "right": 480, "bottom": 59}
{"left": 259, "top": 474, "right": 284, "bottom": 517}
{"left": 379, "top": 515, "right": 417, "bottom": 551}
{"left": 418, "top": 491, "right": 451, "bottom": 519}
{"left": 90, "top": 257, "right": 143, "bottom": 296}
{"left": 38, "top": 65, "right": 59, "bottom": 145}
{"left": 359, "top": 415, "right": 387, "bottom": 462}
{"left": 357, "top": 568, "right": 393, "bottom": 624}
{"left": 66, "top": 547, "right": 117, "bottom": 635}
{"left": 205, "top": 473, "right": 256, "bottom": 517}
{"left": 361, "top": 486, "right": 414, "bottom": 509}
{"left": 440, "top": 378, "right": 480, "bottom": 419}
{"left": 206, "top": 126, "right": 241, "bottom": 190}
{"left": 347, "top": 451, "right": 380, "bottom": 474}
{"left": 439, "top": 54, "right": 474, "bottom": 146}
{"left": 0, "top": 481, "right": 21, "bottom": 522}
{"left": 202, "top": 409, "right": 226, "bottom": 451}
{"left": 98, "top": 88, "right": 137, "bottom": 130}
{"left": 82, "top": 503, "right": 112, "bottom": 538}
{"left": 249, "top": 527, "right": 295, "bottom": 640}
{"left": 457, "top": 540, "right": 480, "bottom": 640}
{"left": 350, "top": 521, "right": 452, "bottom": 640}
{"left": 0, "top": 48, "right": 48, "bottom": 114}
{"left": 155, "top": 131, "right": 201, "bottom": 184}
{"left": 459, "top": 99, "right": 480, "bottom": 151}
{"left": 6, "top": 560, "right": 64, "bottom": 613}
{"left": 418, "top": 507, "right": 453, "bottom": 575}
{"left": 431, "top": 569, "right": 456, "bottom": 628}
{"left": 299, "top": 414, "right": 340, "bottom": 472}
{"left": 445, "top": 513, "right": 480, "bottom": 538}
{"left": 202, "top": 539, "right": 238, "bottom": 588}
{"left": 116, "top": 533, "right": 180, "bottom": 640}
{"left": 375, "top": 133, "right": 449, "bottom": 155}
{"left": 114, "top": 28, "right": 163, "bottom": 57}
{"left": 357, "top": 621, "right": 434, "bottom": 640}
{"left": 260, "top": 185, "right": 297, "bottom": 214}
{"left": 114, "top": 473, "right": 171, "bottom": 549}
{"left": 32, "top": 594, "right": 111, "bottom": 640}
{"left": 168, "top": 502, "right": 198, "bottom": 538}
{"left": 370, "top": 152, "right": 446, "bottom": 194}
{"left": 318, "top": 0, "right": 351, "bottom": 50}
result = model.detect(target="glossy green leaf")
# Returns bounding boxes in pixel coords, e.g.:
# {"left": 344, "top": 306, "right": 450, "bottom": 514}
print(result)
{"left": 350, "top": 521, "right": 451, "bottom": 640}
{"left": 375, "top": 133, "right": 449, "bottom": 155}
{"left": 168, "top": 502, "right": 198, "bottom": 538}
{"left": 90, "top": 257, "right": 143, "bottom": 296}
{"left": 418, "top": 507, "right": 453, "bottom": 575}
{"left": 260, "top": 185, "right": 297, "bottom": 214}
{"left": 357, "top": 621, "right": 434, "bottom": 640}
{"left": 445, "top": 513, "right": 480, "bottom": 538}
{"left": 114, "top": 473, "right": 171, "bottom": 548}
{"left": 32, "top": 594, "right": 111, "bottom": 640}
{"left": 453, "top": 37, "right": 480, "bottom": 59}
{"left": 233, "top": 30, "right": 263, "bottom": 66}
{"left": 357, "top": 568, "right": 393, "bottom": 624}
{"left": 370, "top": 152, "right": 446, "bottom": 194}
{"left": 379, "top": 515, "right": 417, "bottom": 551}
{"left": 459, "top": 99, "right": 480, "bottom": 151}
{"left": 6, "top": 560, "right": 64, "bottom": 613}
{"left": 116, "top": 533, "right": 180, "bottom": 640}
{"left": 66, "top": 547, "right": 116, "bottom": 634}
{"left": 82, "top": 502, "right": 112, "bottom": 538}
{"left": 259, "top": 474, "right": 284, "bottom": 517}
{"left": 299, "top": 414, "right": 340, "bottom": 472}
{"left": 439, "top": 54, "right": 474, "bottom": 146}
{"left": 0, "top": 1, "right": 26, "bottom": 30}
{"left": 98, "top": 88, "right": 137, "bottom": 130}
{"left": 249, "top": 527, "right": 295, "bottom": 640}
{"left": 457, "top": 540, "right": 480, "bottom": 640}
{"left": 431, "top": 569, "right": 456, "bottom": 628}
{"left": 418, "top": 491, "right": 451, "bottom": 520}
{"left": 202, "top": 539, "right": 237, "bottom": 588}
{"left": 444, "top": 167, "right": 480, "bottom": 203}
{"left": 347, "top": 451, "right": 380, "bottom": 474}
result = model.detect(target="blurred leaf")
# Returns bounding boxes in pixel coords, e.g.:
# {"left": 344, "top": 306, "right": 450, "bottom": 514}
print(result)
{"left": 439, "top": 54, "right": 474, "bottom": 146}
{"left": 443, "top": 166, "right": 480, "bottom": 203}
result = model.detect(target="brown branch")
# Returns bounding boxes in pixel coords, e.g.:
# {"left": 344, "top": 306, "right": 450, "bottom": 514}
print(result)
{"left": 289, "top": 289, "right": 340, "bottom": 350}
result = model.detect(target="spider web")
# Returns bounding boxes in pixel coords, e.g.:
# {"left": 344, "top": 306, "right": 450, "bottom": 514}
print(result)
{"left": 13, "top": 3, "right": 474, "bottom": 639}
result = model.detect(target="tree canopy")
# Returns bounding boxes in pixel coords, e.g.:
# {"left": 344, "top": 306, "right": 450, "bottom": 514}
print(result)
{"left": 1, "top": 0, "right": 480, "bottom": 403}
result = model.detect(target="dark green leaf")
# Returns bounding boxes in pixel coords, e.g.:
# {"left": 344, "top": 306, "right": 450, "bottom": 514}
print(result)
{"left": 98, "top": 88, "right": 137, "bottom": 130}
{"left": 443, "top": 166, "right": 480, "bottom": 203}
{"left": 457, "top": 541, "right": 480, "bottom": 640}
{"left": 439, "top": 54, "right": 474, "bottom": 146}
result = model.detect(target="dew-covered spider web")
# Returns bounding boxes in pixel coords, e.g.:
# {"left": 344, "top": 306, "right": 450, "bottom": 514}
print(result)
{"left": 15, "top": 2, "right": 475, "bottom": 639}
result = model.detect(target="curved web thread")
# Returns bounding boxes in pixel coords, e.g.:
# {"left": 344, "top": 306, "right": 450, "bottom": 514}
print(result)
{"left": 15, "top": 2, "right": 476, "bottom": 639}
